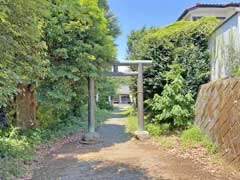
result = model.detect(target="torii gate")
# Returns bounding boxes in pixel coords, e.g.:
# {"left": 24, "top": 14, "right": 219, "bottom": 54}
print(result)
{"left": 83, "top": 60, "right": 152, "bottom": 141}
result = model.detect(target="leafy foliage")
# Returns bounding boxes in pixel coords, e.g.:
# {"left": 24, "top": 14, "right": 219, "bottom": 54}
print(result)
{"left": 0, "top": 0, "right": 120, "bottom": 178}
{"left": 0, "top": 0, "right": 119, "bottom": 128}
{"left": 98, "top": 0, "right": 121, "bottom": 38}
{"left": 146, "top": 64, "right": 195, "bottom": 127}
{"left": 127, "top": 17, "right": 219, "bottom": 98}
{"left": 96, "top": 77, "right": 118, "bottom": 110}
{"left": 0, "top": 0, "right": 49, "bottom": 107}
{"left": 36, "top": 0, "right": 117, "bottom": 128}
{"left": 127, "top": 17, "right": 218, "bottom": 128}
{"left": 0, "top": 107, "right": 111, "bottom": 179}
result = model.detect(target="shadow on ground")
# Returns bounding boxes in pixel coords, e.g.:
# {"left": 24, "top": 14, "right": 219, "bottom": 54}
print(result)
{"left": 33, "top": 158, "right": 156, "bottom": 180}
{"left": 54, "top": 105, "right": 131, "bottom": 155}
{"left": 31, "top": 105, "right": 165, "bottom": 180}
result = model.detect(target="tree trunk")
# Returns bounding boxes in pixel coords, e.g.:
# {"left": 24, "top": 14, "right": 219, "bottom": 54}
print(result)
{"left": 16, "top": 84, "right": 39, "bottom": 128}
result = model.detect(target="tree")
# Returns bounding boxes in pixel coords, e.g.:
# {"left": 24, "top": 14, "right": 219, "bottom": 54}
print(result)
{"left": 38, "top": 0, "right": 117, "bottom": 128}
{"left": 98, "top": 0, "right": 121, "bottom": 38}
{"left": 146, "top": 64, "right": 194, "bottom": 127}
{"left": 0, "top": 0, "right": 120, "bottom": 129}
{"left": 0, "top": 0, "right": 49, "bottom": 128}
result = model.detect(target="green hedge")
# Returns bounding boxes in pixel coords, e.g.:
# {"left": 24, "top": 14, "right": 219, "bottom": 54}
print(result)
{"left": 128, "top": 17, "right": 219, "bottom": 99}
{"left": 127, "top": 17, "right": 219, "bottom": 127}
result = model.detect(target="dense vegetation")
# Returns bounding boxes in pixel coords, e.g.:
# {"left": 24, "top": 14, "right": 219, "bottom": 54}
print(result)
{"left": 146, "top": 64, "right": 194, "bottom": 127}
{"left": 0, "top": 0, "right": 120, "bottom": 179}
{"left": 0, "top": 0, "right": 48, "bottom": 107}
{"left": 0, "top": 1, "right": 220, "bottom": 178}
{"left": 127, "top": 17, "right": 219, "bottom": 128}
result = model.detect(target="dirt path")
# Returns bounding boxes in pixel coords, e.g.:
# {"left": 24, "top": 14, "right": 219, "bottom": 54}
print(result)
{"left": 32, "top": 105, "right": 239, "bottom": 180}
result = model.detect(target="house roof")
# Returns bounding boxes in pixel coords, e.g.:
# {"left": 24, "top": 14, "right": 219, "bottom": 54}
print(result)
{"left": 177, "top": 2, "right": 240, "bottom": 21}
{"left": 117, "top": 85, "right": 131, "bottom": 95}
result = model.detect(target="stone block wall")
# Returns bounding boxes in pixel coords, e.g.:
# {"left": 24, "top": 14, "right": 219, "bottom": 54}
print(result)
{"left": 195, "top": 78, "right": 240, "bottom": 168}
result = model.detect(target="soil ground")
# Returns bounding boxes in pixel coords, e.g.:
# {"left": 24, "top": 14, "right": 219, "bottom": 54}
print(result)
{"left": 31, "top": 105, "right": 240, "bottom": 180}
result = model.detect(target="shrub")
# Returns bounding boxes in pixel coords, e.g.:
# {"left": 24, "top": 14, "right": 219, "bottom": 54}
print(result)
{"left": 0, "top": 107, "right": 112, "bottom": 179}
{"left": 180, "top": 126, "right": 217, "bottom": 154}
{"left": 127, "top": 17, "right": 219, "bottom": 99}
{"left": 146, "top": 123, "right": 170, "bottom": 136}
{"left": 0, "top": 127, "right": 32, "bottom": 160}
{"left": 146, "top": 64, "right": 195, "bottom": 127}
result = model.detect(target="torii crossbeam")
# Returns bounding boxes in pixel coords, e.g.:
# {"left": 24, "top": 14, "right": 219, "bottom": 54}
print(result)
{"left": 83, "top": 60, "right": 152, "bottom": 142}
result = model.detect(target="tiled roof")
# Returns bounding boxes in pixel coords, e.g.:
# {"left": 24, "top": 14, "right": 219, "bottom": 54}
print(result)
{"left": 178, "top": 2, "right": 240, "bottom": 21}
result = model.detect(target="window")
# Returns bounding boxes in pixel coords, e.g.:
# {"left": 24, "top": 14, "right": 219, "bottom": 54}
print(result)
{"left": 192, "top": 16, "right": 225, "bottom": 21}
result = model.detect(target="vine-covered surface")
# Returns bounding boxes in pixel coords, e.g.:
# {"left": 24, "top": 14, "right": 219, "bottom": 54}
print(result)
{"left": 127, "top": 17, "right": 219, "bottom": 128}
{"left": 211, "top": 27, "right": 240, "bottom": 79}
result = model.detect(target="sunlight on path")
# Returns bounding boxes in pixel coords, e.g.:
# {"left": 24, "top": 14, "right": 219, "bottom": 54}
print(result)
{"left": 31, "top": 105, "right": 235, "bottom": 180}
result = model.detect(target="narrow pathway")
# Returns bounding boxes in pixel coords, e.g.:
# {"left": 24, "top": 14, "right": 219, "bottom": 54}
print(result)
{"left": 32, "top": 105, "right": 238, "bottom": 180}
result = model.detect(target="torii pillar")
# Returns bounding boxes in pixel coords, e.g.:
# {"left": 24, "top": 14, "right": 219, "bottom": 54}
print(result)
{"left": 137, "top": 63, "right": 144, "bottom": 131}
{"left": 83, "top": 60, "right": 152, "bottom": 142}
{"left": 88, "top": 77, "right": 95, "bottom": 133}
{"left": 82, "top": 77, "right": 100, "bottom": 142}
{"left": 134, "top": 62, "right": 149, "bottom": 139}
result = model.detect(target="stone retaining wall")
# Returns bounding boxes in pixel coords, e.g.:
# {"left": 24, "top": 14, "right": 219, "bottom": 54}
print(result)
{"left": 195, "top": 78, "right": 240, "bottom": 168}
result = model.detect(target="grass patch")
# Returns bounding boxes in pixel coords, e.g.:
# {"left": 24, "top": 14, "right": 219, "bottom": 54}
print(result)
{"left": 80, "top": 106, "right": 111, "bottom": 129}
{"left": 0, "top": 108, "right": 112, "bottom": 180}
{"left": 180, "top": 126, "right": 217, "bottom": 154}
{"left": 123, "top": 105, "right": 136, "bottom": 116}
{"left": 124, "top": 107, "right": 217, "bottom": 155}
{"left": 125, "top": 106, "right": 171, "bottom": 136}
{"left": 146, "top": 123, "right": 170, "bottom": 136}
{"left": 126, "top": 115, "right": 138, "bottom": 133}
{"left": 124, "top": 105, "right": 138, "bottom": 133}
{"left": 96, "top": 108, "right": 112, "bottom": 127}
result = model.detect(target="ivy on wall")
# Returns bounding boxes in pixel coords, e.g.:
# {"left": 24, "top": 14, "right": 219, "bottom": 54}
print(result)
{"left": 127, "top": 17, "right": 219, "bottom": 99}
{"left": 209, "top": 12, "right": 240, "bottom": 80}
{"left": 127, "top": 17, "right": 219, "bottom": 127}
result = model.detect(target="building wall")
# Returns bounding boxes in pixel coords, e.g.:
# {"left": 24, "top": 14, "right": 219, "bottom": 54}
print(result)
{"left": 195, "top": 78, "right": 240, "bottom": 168}
{"left": 209, "top": 12, "right": 240, "bottom": 81}
{"left": 117, "top": 85, "right": 130, "bottom": 95}
{"left": 182, "top": 7, "right": 237, "bottom": 21}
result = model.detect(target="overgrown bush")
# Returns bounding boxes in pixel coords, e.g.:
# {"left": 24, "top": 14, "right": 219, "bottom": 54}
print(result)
{"left": 127, "top": 17, "right": 218, "bottom": 129}
{"left": 96, "top": 77, "right": 119, "bottom": 110}
{"left": 124, "top": 105, "right": 136, "bottom": 116}
{"left": 146, "top": 64, "right": 195, "bottom": 127}
{"left": 0, "top": 107, "right": 111, "bottom": 179}
{"left": 128, "top": 17, "right": 219, "bottom": 99}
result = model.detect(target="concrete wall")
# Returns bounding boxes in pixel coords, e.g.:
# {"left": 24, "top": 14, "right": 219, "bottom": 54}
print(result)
{"left": 195, "top": 78, "right": 240, "bottom": 168}
{"left": 209, "top": 12, "right": 240, "bottom": 81}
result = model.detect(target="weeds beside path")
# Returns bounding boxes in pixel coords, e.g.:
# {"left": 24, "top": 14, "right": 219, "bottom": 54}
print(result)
{"left": 0, "top": 107, "right": 111, "bottom": 180}
{"left": 30, "top": 105, "right": 240, "bottom": 180}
